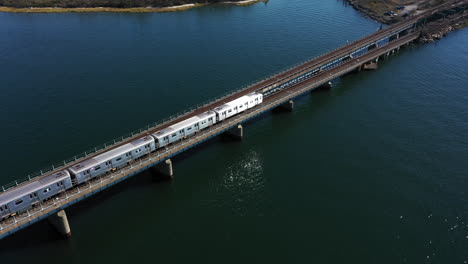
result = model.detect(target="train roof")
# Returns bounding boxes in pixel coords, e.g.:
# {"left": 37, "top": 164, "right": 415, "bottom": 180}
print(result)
{"left": 69, "top": 136, "right": 155, "bottom": 173}
{"left": 69, "top": 158, "right": 98, "bottom": 174}
{"left": 0, "top": 170, "right": 69, "bottom": 205}
{"left": 248, "top": 92, "right": 262, "bottom": 97}
{"left": 213, "top": 104, "right": 230, "bottom": 113}
{"left": 226, "top": 95, "right": 251, "bottom": 106}
{"left": 170, "top": 116, "right": 201, "bottom": 131}
{"left": 196, "top": 111, "right": 215, "bottom": 120}
{"left": 39, "top": 170, "right": 70, "bottom": 186}
{"left": 152, "top": 127, "right": 175, "bottom": 139}
{"left": 93, "top": 144, "right": 136, "bottom": 164}
{"left": 129, "top": 136, "right": 154, "bottom": 148}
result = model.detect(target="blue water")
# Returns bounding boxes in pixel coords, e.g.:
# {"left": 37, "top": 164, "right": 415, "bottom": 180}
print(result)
{"left": 0, "top": 0, "right": 467, "bottom": 263}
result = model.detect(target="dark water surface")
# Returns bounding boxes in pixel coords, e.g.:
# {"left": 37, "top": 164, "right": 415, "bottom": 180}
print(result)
{"left": 0, "top": 0, "right": 467, "bottom": 263}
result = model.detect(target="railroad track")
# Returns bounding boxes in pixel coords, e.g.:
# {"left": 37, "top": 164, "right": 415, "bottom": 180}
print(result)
{"left": 1, "top": 0, "right": 466, "bottom": 194}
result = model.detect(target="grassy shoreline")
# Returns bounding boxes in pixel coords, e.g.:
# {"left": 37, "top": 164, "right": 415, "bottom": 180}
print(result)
{"left": 0, "top": 0, "right": 265, "bottom": 13}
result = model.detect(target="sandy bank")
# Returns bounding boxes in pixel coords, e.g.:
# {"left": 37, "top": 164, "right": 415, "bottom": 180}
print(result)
{"left": 0, "top": 0, "right": 266, "bottom": 14}
{"left": 0, "top": 4, "right": 207, "bottom": 13}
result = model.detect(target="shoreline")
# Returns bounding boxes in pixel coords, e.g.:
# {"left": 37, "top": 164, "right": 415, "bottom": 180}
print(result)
{"left": 346, "top": 0, "right": 468, "bottom": 43}
{"left": 0, "top": 0, "right": 266, "bottom": 13}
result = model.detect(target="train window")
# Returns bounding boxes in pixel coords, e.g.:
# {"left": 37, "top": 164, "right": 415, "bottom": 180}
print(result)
{"left": 43, "top": 188, "right": 51, "bottom": 193}
{"left": 5, "top": 205, "right": 8, "bottom": 210}
{"left": 15, "top": 200, "right": 23, "bottom": 206}
{"left": 208, "top": 118, "right": 213, "bottom": 121}
{"left": 0, "top": 207, "right": 3, "bottom": 212}
{"left": 187, "top": 127, "right": 191, "bottom": 130}
{"left": 171, "top": 133, "right": 177, "bottom": 137}
{"left": 30, "top": 194, "right": 33, "bottom": 199}
{"left": 57, "top": 183, "right": 60, "bottom": 187}
{"left": 95, "top": 166, "right": 101, "bottom": 170}
{"left": 116, "top": 157, "right": 122, "bottom": 161}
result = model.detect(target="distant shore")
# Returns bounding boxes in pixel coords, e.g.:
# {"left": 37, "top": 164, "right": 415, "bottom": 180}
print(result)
{"left": 347, "top": 0, "right": 468, "bottom": 43}
{"left": 0, "top": 0, "right": 266, "bottom": 13}
{"left": 346, "top": 0, "right": 421, "bottom": 25}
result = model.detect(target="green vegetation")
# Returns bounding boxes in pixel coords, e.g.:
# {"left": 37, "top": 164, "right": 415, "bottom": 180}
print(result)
{"left": 0, "top": 0, "right": 239, "bottom": 8}
{"left": 454, "top": 21, "right": 468, "bottom": 29}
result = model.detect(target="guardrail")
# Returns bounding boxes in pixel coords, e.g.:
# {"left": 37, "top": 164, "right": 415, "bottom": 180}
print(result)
{"left": 0, "top": 33, "right": 420, "bottom": 237}
{"left": 2, "top": 0, "right": 460, "bottom": 192}
{"left": 0, "top": 24, "right": 410, "bottom": 193}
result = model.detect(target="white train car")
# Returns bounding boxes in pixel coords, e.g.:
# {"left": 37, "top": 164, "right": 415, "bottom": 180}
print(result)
{"left": 69, "top": 136, "right": 155, "bottom": 184}
{"left": 247, "top": 92, "right": 263, "bottom": 106}
{"left": 214, "top": 93, "right": 263, "bottom": 122}
{"left": 214, "top": 95, "right": 250, "bottom": 122}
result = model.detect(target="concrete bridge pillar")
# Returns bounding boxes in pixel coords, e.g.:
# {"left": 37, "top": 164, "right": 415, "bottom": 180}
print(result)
{"left": 155, "top": 159, "right": 173, "bottom": 179}
{"left": 362, "top": 61, "right": 378, "bottom": 71}
{"left": 48, "top": 210, "right": 71, "bottom": 238}
{"left": 279, "top": 100, "right": 294, "bottom": 112}
{"left": 226, "top": 124, "right": 243, "bottom": 140}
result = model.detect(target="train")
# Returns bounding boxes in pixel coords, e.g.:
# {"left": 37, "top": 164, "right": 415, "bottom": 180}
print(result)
{"left": 0, "top": 92, "right": 263, "bottom": 221}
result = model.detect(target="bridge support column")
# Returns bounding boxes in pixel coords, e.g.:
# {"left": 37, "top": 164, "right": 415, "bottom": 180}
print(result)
{"left": 279, "top": 100, "right": 294, "bottom": 112}
{"left": 362, "top": 61, "right": 378, "bottom": 71}
{"left": 155, "top": 159, "right": 173, "bottom": 179}
{"left": 226, "top": 124, "right": 243, "bottom": 140}
{"left": 48, "top": 210, "right": 71, "bottom": 238}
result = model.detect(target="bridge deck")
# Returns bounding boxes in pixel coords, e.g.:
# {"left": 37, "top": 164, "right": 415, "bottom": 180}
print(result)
{"left": 1, "top": 0, "right": 467, "bottom": 239}
{"left": 3, "top": 0, "right": 464, "bottom": 194}
{"left": 0, "top": 32, "right": 420, "bottom": 239}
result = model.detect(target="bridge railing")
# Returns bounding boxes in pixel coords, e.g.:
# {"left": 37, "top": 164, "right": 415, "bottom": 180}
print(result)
{"left": 0, "top": 32, "right": 422, "bottom": 234}
{"left": 0, "top": 10, "right": 435, "bottom": 193}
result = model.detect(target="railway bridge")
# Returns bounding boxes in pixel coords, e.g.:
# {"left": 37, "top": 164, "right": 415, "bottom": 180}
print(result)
{"left": 0, "top": 0, "right": 467, "bottom": 240}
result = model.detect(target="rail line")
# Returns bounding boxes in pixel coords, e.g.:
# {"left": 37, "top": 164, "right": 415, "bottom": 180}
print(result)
{"left": 2, "top": 0, "right": 465, "bottom": 193}
{"left": 0, "top": 0, "right": 466, "bottom": 240}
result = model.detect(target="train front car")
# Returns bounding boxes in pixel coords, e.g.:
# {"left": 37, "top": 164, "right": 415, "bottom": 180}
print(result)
{"left": 0, "top": 170, "right": 71, "bottom": 220}
{"left": 248, "top": 92, "right": 263, "bottom": 106}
